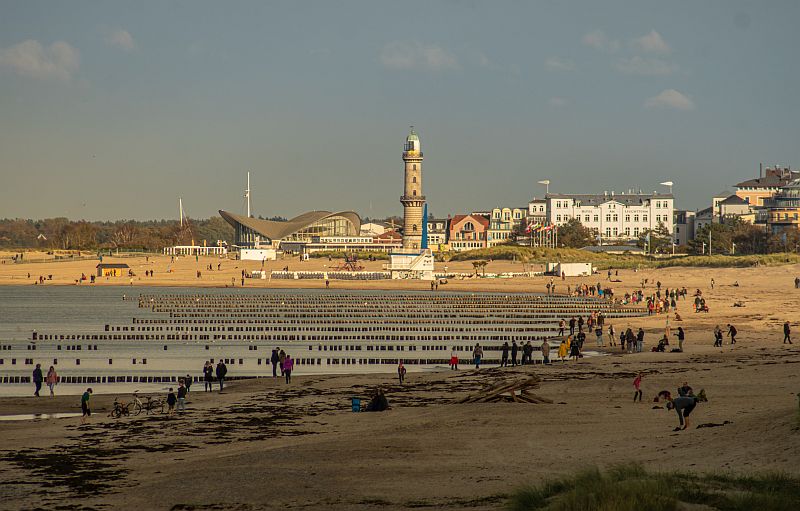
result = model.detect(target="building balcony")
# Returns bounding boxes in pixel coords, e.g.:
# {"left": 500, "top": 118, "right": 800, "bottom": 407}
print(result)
{"left": 402, "top": 151, "right": 424, "bottom": 159}
{"left": 400, "top": 195, "right": 426, "bottom": 202}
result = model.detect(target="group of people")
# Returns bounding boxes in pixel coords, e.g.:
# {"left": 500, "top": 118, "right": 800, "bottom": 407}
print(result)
{"left": 270, "top": 348, "right": 294, "bottom": 383}
{"left": 31, "top": 363, "right": 59, "bottom": 397}
{"left": 202, "top": 360, "right": 228, "bottom": 391}
{"left": 634, "top": 374, "right": 707, "bottom": 431}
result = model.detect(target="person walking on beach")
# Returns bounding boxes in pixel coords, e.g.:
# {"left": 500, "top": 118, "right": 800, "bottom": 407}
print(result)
{"left": 501, "top": 342, "right": 509, "bottom": 367}
{"left": 511, "top": 341, "right": 518, "bottom": 367}
{"left": 558, "top": 319, "right": 565, "bottom": 337}
{"left": 283, "top": 355, "right": 294, "bottom": 384}
{"left": 397, "top": 361, "right": 406, "bottom": 384}
{"left": 633, "top": 373, "right": 643, "bottom": 402}
{"left": 450, "top": 347, "right": 459, "bottom": 370}
{"left": 607, "top": 324, "right": 615, "bottom": 347}
{"left": 203, "top": 361, "right": 214, "bottom": 392}
{"left": 46, "top": 366, "right": 58, "bottom": 397}
{"left": 166, "top": 388, "right": 177, "bottom": 416}
{"left": 271, "top": 348, "right": 280, "bottom": 377}
{"left": 177, "top": 380, "right": 187, "bottom": 413}
{"left": 725, "top": 324, "right": 737, "bottom": 346}
{"left": 636, "top": 328, "right": 645, "bottom": 353}
{"left": 569, "top": 338, "right": 581, "bottom": 361}
{"left": 784, "top": 322, "right": 793, "bottom": 344}
{"left": 569, "top": 317, "right": 576, "bottom": 336}
{"left": 541, "top": 338, "right": 550, "bottom": 365}
{"left": 32, "top": 363, "right": 43, "bottom": 397}
{"left": 184, "top": 374, "right": 192, "bottom": 393}
{"left": 279, "top": 350, "right": 286, "bottom": 376}
{"left": 558, "top": 339, "right": 568, "bottom": 362}
{"left": 473, "top": 343, "right": 484, "bottom": 369}
{"left": 216, "top": 360, "right": 227, "bottom": 392}
{"left": 80, "top": 388, "right": 92, "bottom": 424}
{"left": 595, "top": 326, "right": 604, "bottom": 347}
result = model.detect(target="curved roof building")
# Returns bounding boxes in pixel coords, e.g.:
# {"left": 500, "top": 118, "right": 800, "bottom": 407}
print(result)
{"left": 220, "top": 210, "right": 361, "bottom": 248}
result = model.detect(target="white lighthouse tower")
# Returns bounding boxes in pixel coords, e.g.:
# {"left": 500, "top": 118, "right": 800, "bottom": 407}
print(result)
{"left": 401, "top": 127, "right": 425, "bottom": 249}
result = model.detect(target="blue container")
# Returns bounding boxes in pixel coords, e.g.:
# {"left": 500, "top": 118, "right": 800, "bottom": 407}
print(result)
{"left": 351, "top": 397, "right": 361, "bottom": 412}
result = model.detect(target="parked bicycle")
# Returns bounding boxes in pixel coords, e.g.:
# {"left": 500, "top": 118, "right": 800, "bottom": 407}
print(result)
{"left": 130, "top": 390, "right": 165, "bottom": 415}
{"left": 109, "top": 397, "right": 133, "bottom": 418}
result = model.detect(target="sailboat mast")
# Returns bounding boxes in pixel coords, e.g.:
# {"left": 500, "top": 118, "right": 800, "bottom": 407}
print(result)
{"left": 179, "top": 197, "right": 183, "bottom": 228}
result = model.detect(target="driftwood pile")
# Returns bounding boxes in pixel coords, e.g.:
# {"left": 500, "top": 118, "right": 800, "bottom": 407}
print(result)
{"left": 457, "top": 376, "right": 553, "bottom": 404}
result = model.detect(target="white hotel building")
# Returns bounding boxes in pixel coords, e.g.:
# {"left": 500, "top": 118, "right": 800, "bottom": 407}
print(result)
{"left": 544, "top": 191, "right": 674, "bottom": 242}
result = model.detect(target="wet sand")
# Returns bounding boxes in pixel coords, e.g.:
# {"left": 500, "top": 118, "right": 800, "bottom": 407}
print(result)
{"left": 0, "top": 261, "right": 799, "bottom": 509}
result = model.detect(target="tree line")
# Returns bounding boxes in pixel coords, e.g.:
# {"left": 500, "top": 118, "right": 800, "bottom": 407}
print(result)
{"left": 0, "top": 217, "right": 234, "bottom": 251}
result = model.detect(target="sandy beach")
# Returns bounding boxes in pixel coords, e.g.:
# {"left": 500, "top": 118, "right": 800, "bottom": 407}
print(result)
{"left": 0, "top": 258, "right": 799, "bottom": 509}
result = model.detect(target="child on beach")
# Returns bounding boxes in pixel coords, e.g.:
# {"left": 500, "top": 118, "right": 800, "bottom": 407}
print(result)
{"left": 397, "top": 361, "right": 406, "bottom": 384}
{"left": 633, "top": 373, "right": 643, "bottom": 402}
{"left": 80, "top": 388, "right": 92, "bottom": 424}
{"left": 166, "top": 388, "right": 177, "bottom": 415}
{"left": 450, "top": 348, "right": 458, "bottom": 370}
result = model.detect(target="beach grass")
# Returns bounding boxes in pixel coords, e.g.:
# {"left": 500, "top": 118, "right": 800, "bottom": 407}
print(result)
{"left": 507, "top": 464, "right": 800, "bottom": 511}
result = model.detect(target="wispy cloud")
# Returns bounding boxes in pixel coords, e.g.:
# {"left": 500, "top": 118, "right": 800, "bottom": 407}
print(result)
{"left": 549, "top": 97, "right": 568, "bottom": 107}
{"left": 107, "top": 29, "right": 135, "bottom": 51}
{"left": 380, "top": 42, "right": 458, "bottom": 71}
{"left": 0, "top": 39, "right": 79, "bottom": 80}
{"left": 616, "top": 56, "right": 677, "bottom": 76}
{"left": 645, "top": 89, "right": 694, "bottom": 110}
{"left": 582, "top": 30, "right": 620, "bottom": 53}
{"left": 545, "top": 57, "right": 575, "bottom": 71}
{"left": 632, "top": 30, "right": 670, "bottom": 54}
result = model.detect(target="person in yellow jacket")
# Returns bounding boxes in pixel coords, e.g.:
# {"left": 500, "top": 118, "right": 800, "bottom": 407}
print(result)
{"left": 558, "top": 337, "right": 569, "bottom": 362}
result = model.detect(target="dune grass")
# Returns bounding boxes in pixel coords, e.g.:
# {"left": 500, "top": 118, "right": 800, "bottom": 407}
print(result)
{"left": 508, "top": 464, "right": 800, "bottom": 511}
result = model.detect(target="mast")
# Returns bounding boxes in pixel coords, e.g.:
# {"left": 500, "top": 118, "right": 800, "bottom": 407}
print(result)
{"left": 245, "top": 171, "right": 251, "bottom": 218}
{"left": 179, "top": 197, "right": 184, "bottom": 228}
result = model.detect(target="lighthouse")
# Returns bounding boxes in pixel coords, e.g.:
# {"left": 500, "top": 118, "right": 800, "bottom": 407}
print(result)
{"left": 401, "top": 127, "right": 425, "bottom": 250}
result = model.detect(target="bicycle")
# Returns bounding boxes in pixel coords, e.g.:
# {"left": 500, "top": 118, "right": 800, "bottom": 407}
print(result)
{"left": 130, "top": 390, "right": 165, "bottom": 415}
{"left": 109, "top": 397, "right": 133, "bottom": 418}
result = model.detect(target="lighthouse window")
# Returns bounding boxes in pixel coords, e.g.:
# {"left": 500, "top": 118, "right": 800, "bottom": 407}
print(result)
{"left": 413, "top": 164, "right": 417, "bottom": 170}
{"left": 412, "top": 190, "right": 416, "bottom": 196}
{"left": 412, "top": 176, "right": 417, "bottom": 183}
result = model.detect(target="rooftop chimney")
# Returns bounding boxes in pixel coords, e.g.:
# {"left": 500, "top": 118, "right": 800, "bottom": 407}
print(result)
{"left": 759, "top": 162, "right": 763, "bottom": 179}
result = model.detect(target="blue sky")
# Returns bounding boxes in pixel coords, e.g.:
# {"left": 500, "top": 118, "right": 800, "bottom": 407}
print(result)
{"left": 1, "top": 1, "right": 798, "bottom": 220}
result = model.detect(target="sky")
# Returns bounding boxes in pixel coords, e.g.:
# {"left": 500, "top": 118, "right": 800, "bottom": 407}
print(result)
{"left": 1, "top": 1, "right": 798, "bottom": 221}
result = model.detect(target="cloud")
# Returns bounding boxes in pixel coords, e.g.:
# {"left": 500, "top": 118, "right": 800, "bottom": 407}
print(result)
{"left": 380, "top": 41, "right": 458, "bottom": 71}
{"left": 107, "top": 29, "right": 135, "bottom": 51}
{"left": 645, "top": 89, "right": 694, "bottom": 110}
{"left": 545, "top": 57, "right": 575, "bottom": 71}
{"left": 582, "top": 30, "right": 620, "bottom": 53}
{"left": 0, "top": 39, "right": 79, "bottom": 79}
{"left": 632, "top": 30, "right": 670, "bottom": 54}
{"left": 616, "top": 56, "right": 677, "bottom": 76}
{"left": 549, "top": 97, "right": 568, "bottom": 107}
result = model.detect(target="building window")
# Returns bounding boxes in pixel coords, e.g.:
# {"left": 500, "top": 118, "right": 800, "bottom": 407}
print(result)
{"left": 625, "top": 215, "right": 630, "bottom": 222}
{"left": 412, "top": 176, "right": 417, "bottom": 183}
{"left": 643, "top": 215, "right": 648, "bottom": 222}
{"left": 605, "top": 228, "right": 611, "bottom": 237}
{"left": 613, "top": 215, "right": 618, "bottom": 222}
{"left": 413, "top": 164, "right": 416, "bottom": 170}
{"left": 624, "top": 227, "right": 630, "bottom": 235}
{"left": 605, "top": 214, "right": 611, "bottom": 222}
{"left": 593, "top": 215, "right": 599, "bottom": 222}
{"left": 634, "top": 215, "right": 639, "bottom": 222}
{"left": 556, "top": 215, "right": 562, "bottom": 222}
